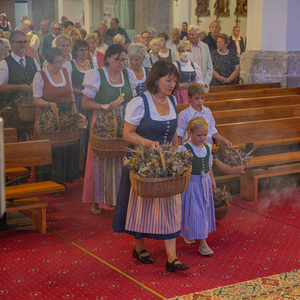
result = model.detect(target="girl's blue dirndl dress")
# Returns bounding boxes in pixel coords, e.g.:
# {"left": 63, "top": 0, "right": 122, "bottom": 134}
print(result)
{"left": 180, "top": 142, "right": 216, "bottom": 239}
{"left": 112, "top": 93, "right": 181, "bottom": 240}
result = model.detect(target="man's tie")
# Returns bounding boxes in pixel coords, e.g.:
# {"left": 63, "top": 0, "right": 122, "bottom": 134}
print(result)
{"left": 19, "top": 58, "right": 25, "bottom": 68}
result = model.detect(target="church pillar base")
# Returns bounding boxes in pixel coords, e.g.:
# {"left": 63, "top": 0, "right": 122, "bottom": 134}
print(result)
{"left": 240, "top": 50, "right": 300, "bottom": 88}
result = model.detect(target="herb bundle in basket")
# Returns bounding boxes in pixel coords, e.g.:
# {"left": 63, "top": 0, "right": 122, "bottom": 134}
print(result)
{"left": 124, "top": 141, "right": 193, "bottom": 198}
{"left": 123, "top": 141, "right": 193, "bottom": 179}
{"left": 213, "top": 145, "right": 255, "bottom": 175}
{"left": 89, "top": 109, "right": 127, "bottom": 158}
{"left": 91, "top": 113, "right": 124, "bottom": 138}
{"left": 14, "top": 92, "right": 37, "bottom": 122}
{"left": 36, "top": 110, "right": 82, "bottom": 133}
{"left": 36, "top": 110, "right": 82, "bottom": 147}
{"left": 213, "top": 186, "right": 231, "bottom": 220}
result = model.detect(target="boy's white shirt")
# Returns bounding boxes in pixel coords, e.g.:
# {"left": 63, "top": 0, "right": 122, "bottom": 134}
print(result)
{"left": 177, "top": 104, "right": 218, "bottom": 144}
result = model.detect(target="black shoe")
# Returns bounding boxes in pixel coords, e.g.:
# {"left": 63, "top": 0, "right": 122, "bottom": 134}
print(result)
{"left": 166, "top": 259, "right": 189, "bottom": 272}
{"left": 132, "top": 248, "right": 154, "bottom": 264}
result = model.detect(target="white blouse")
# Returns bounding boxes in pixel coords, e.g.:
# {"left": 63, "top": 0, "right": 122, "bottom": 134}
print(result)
{"left": 33, "top": 68, "right": 73, "bottom": 98}
{"left": 125, "top": 91, "right": 177, "bottom": 125}
{"left": 82, "top": 67, "right": 137, "bottom": 99}
{"left": 173, "top": 60, "right": 204, "bottom": 85}
{"left": 64, "top": 60, "right": 92, "bottom": 77}
{"left": 179, "top": 142, "right": 213, "bottom": 167}
{"left": 127, "top": 67, "right": 146, "bottom": 84}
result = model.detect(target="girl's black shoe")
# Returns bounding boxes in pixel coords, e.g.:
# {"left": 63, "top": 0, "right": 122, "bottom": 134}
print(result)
{"left": 166, "top": 258, "right": 189, "bottom": 272}
{"left": 132, "top": 248, "right": 154, "bottom": 264}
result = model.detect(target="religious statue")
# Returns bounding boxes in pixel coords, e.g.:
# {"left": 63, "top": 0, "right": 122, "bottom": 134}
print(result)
{"left": 195, "top": 0, "right": 210, "bottom": 16}
{"left": 234, "top": 0, "right": 247, "bottom": 16}
{"left": 213, "top": 0, "right": 230, "bottom": 16}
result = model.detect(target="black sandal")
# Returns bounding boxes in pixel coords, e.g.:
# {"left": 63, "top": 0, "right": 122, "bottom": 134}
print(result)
{"left": 166, "top": 258, "right": 189, "bottom": 272}
{"left": 132, "top": 248, "right": 154, "bottom": 264}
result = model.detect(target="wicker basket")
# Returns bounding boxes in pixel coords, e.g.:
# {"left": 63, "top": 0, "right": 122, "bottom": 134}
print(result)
{"left": 215, "top": 147, "right": 244, "bottom": 175}
{"left": 130, "top": 165, "right": 192, "bottom": 198}
{"left": 215, "top": 203, "right": 230, "bottom": 221}
{"left": 89, "top": 130, "right": 128, "bottom": 158}
{"left": 38, "top": 129, "right": 80, "bottom": 148}
{"left": 17, "top": 104, "right": 37, "bottom": 122}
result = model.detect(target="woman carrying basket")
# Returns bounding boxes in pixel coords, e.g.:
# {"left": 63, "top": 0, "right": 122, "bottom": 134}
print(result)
{"left": 82, "top": 44, "right": 137, "bottom": 214}
{"left": 113, "top": 60, "right": 189, "bottom": 272}
{"left": 33, "top": 47, "right": 79, "bottom": 184}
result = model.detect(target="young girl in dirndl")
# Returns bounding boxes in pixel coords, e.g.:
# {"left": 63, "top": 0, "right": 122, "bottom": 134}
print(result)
{"left": 179, "top": 116, "right": 216, "bottom": 256}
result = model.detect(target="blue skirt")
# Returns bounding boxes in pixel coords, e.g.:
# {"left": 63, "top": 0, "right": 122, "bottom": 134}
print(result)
{"left": 181, "top": 173, "right": 216, "bottom": 239}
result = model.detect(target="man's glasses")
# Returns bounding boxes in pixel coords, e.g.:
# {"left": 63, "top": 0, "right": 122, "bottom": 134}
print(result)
{"left": 52, "top": 28, "right": 60, "bottom": 31}
{"left": 12, "top": 40, "right": 28, "bottom": 45}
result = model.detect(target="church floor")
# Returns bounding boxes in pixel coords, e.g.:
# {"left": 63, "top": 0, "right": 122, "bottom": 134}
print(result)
{"left": 1, "top": 176, "right": 300, "bottom": 299}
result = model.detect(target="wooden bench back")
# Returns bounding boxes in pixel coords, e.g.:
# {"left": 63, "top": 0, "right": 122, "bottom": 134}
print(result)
{"left": 209, "top": 82, "right": 281, "bottom": 93}
{"left": 205, "top": 87, "right": 300, "bottom": 101}
{"left": 4, "top": 128, "right": 18, "bottom": 143}
{"left": 5, "top": 140, "right": 52, "bottom": 168}
{"left": 213, "top": 104, "right": 300, "bottom": 124}
{"left": 177, "top": 94, "right": 300, "bottom": 114}
{"left": 216, "top": 117, "right": 300, "bottom": 145}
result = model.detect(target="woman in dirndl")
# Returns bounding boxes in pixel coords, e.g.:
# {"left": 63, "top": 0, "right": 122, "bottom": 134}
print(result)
{"left": 82, "top": 44, "right": 137, "bottom": 214}
{"left": 113, "top": 60, "right": 189, "bottom": 272}
{"left": 65, "top": 39, "right": 94, "bottom": 170}
{"left": 127, "top": 42, "right": 149, "bottom": 95}
{"left": 173, "top": 41, "right": 204, "bottom": 104}
{"left": 33, "top": 47, "right": 79, "bottom": 184}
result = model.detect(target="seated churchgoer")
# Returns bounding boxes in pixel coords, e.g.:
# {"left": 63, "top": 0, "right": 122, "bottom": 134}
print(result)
{"left": 228, "top": 26, "right": 245, "bottom": 59}
{"left": 127, "top": 42, "right": 150, "bottom": 95}
{"left": 148, "top": 38, "right": 162, "bottom": 66}
{"left": 93, "top": 29, "right": 108, "bottom": 54}
{"left": 69, "top": 28, "right": 81, "bottom": 46}
{"left": 86, "top": 33, "right": 104, "bottom": 69}
{"left": 157, "top": 32, "right": 172, "bottom": 61}
{"left": 173, "top": 41, "right": 204, "bottom": 104}
{"left": 43, "top": 34, "right": 72, "bottom": 69}
{"left": 210, "top": 33, "right": 240, "bottom": 86}
{"left": 114, "top": 34, "right": 125, "bottom": 45}
{"left": 166, "top": 28, "right": 182, "bottom": 62}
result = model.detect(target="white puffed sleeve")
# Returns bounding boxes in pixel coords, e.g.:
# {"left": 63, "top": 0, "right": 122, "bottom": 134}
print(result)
{"left": 194, "top": 62, "right": 204, "bottom": 85}
{"left": 178, "top": 145, "right": 187, "bottom": 152}
{"left": 125, "top": 96, "right": 145, "bottom": 125}
{"left": 64, "top": 61, "right": 73, "bottom": 77}
{"left": 32, "top": 72, "right": 44, "bottom": 98}
{"left": 127, "top": 68, "right": 138, "bottom": 97}
{"left": 82, "top": 69, "right": 101, "bottom": 99}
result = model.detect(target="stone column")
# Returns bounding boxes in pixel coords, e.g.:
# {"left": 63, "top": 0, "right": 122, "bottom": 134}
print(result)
{"left": 135, "top": 0, "right": 173, "bottom": 35}
{"left": 240, "top": 0, "right": 300, "bottom": 87}
{"left": 82, "top": 0, "right": 91, "bottom": 32}
{"left": 28, "top": 0, "right": 55, "bottom": 29}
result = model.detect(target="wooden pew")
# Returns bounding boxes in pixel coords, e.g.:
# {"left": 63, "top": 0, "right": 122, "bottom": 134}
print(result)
{"left": 177, "top": 94, "right": 300, "bottom": 114}
{"left": 4, "top": 128, "right": 30, "bottom": 178}
{"left": 4, "top": 128, "right": 17, "bottom": 143}
{"left": 216, "top": 117, "right": 300, "bottom": 201}
{"left": 213, "top": 104, "right": 300, "bottom": 125}
{"left": 205, "top": 87, "right": 300, "bottom": 101}
{"left": 209, "top": 82, "right": 281, "bottom": 93}
{"left": 4, "top": 140, "right": 66, "bottom": 233}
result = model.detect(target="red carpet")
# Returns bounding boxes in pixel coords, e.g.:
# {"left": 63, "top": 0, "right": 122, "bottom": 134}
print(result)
{"left": 1, "top": 177, "right": 300, "bottom": 299}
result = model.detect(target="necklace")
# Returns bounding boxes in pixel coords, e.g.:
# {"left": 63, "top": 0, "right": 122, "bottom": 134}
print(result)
{"left": 78, "top": 60, "right": 87, "bottom": 67}
{"left": 152, "top": 94, "right": 167, "bottom": 104}
{"left": 133, "top": 69, "right": 144, "bottom": 76}
{"left": 109, "top": 73, "right": 121, "bottom": 82}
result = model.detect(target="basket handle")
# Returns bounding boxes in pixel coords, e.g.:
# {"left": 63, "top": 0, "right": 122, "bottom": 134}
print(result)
{"left": 232, "top": 147, "right": 242, "bottom": 165}
{"left": 158, "top": 148, "right": 168, "bottom": 178}
{"left": 56, "top": 110, "right": 60, "bottom": 131}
